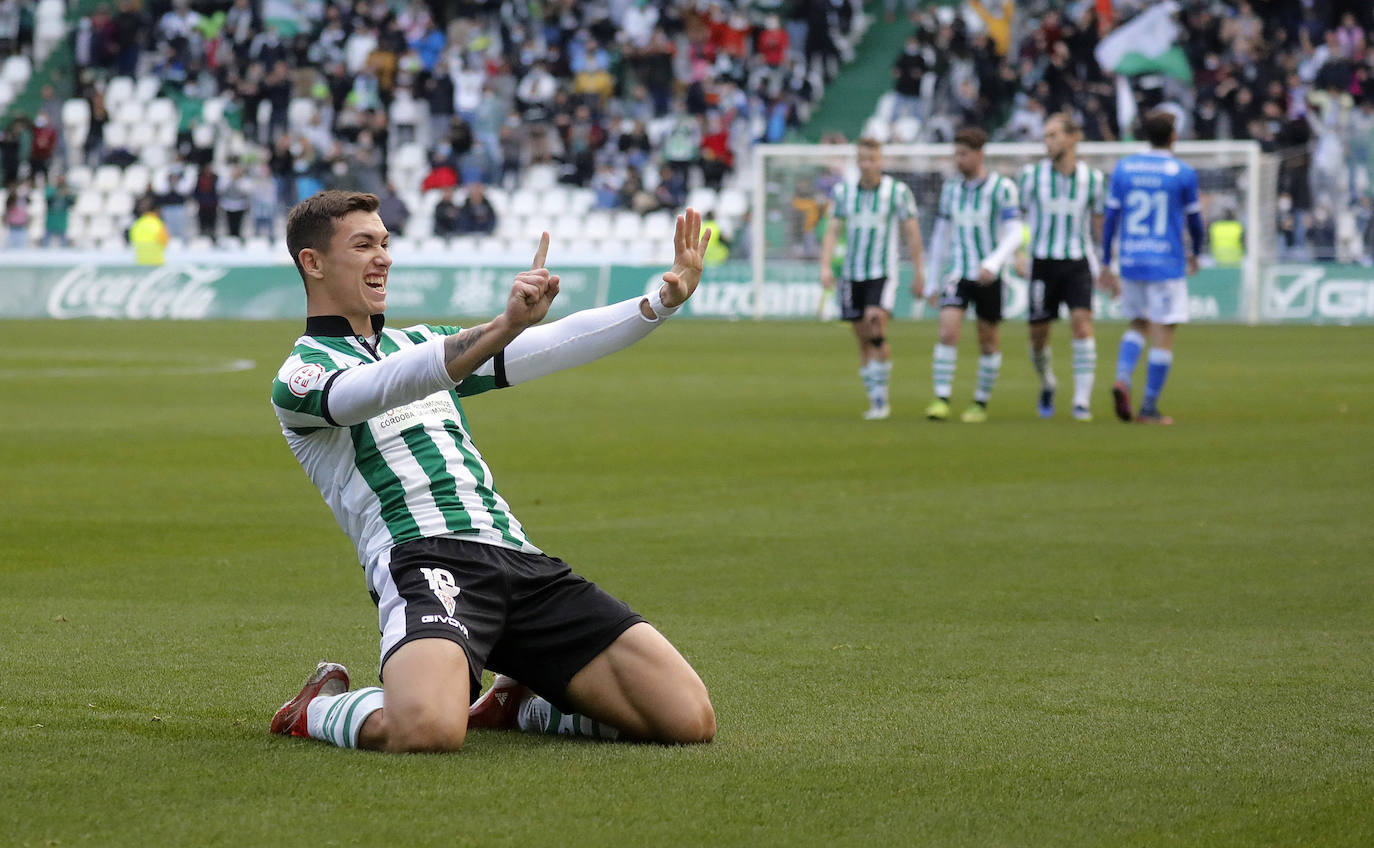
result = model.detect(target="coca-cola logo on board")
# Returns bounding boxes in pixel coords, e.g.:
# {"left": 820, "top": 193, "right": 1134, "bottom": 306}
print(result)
{"left": 46, "top": 265, "right": 226, "bottom": 319}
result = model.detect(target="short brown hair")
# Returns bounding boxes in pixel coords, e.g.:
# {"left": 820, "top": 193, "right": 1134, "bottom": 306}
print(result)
{"left": 953, "top": 126, "right": 988, "bottom": 150}
{"left": 285, "top": 190, "right": 380, "bottom": 282}
{"left": 856, "top": 136, "right": 883, "bottom": 152}
{"left": 1046, "top": 112, "right": 1081, "bottom": 136}
{"left": 1140, "top": 110, "right": 1176, "bottom": 148}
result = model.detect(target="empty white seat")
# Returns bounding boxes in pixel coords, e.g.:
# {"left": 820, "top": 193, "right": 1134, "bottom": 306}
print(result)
{"left": 567, "top": 189, "right": 595, "bottom": 214}
{"left": 146, "top": 98, "right": 178, "bottom": 128}
{"left": 1, "top": 55, "right": 32, "bottom": 86}
{"left": 104, "top": 191, "right": 135, "bottom": 218}
{"left": 140, "top": 144, "right": 170, "bottom": 168}
{"left": 581, "top": 212, "right": 612, "bottom": 240}
{"left": 686, "top": 187, "right": 718, "bottom": 214}
{"left": 522, "top": 164, "right": 557, "bottom": 192}
{"left": 104, "top": 76, "right": 135, "bottom": 110}
{"left": 202, "top": 97, "right": 227, "bottom": 126}
{"left": 121, "top": 164, "right": 150, "bottom": 194}
{"left": 135, "top": 76, "right": 162, "bottom": 102}
{"left": 93, "top": 165, "right": 123, "bottom": 192}
{"left": 114, "top": 100, "right": 144, "bottom": 129}
{"left": 510, "top": 191, "right": 540, "bottom": 216}
{"left": 287, "top": 98, "right": 316, "bottom": 131}
{"left": 85, "top": 216, "right": 115, "bottom": 243}
{"left": 66, "top": 166, "right": 93, "bottom": 190}
{"left": 127, "top": 122, "right": 157, "bottom": 151}
{"left": 102, "top": 122, "right": 129, "bottom": 149}
{"left": 642, "top": 211, "right": 675, "bottom": 241}
{"left": 62, "top": 98, "right": 91, "bottom": 128}
{"left": 612, "top": 211, "right": 642, "bottom": 239}
{"left": 717, "top": 188, "right": 748, "bottom": 219}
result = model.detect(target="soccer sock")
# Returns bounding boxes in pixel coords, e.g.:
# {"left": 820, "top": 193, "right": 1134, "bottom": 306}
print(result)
{"left": 306, "top": 687, "right": 385, "bottom": 749}
{"left": 518, "top": 696, "right": 620, "bottom": 740}
{"left": 1071, "top": 337, "right": 1096, "bottom": 409}
{"left": 974, "top": 352, "right": 1002, "bottom": 404}
{"left": 1116, "top": 329, "right": 1145, "bottom": 385}
{"left": 873, "top": 359, "right": 892, "bottom": 409}
{"left": 1029, "top": 345, "right": 1056, "bottom": 390}
{"left": 932, "top": 344, "right": 957, "bottom": 400}
{"left": 1143, "top": 348, "right": 1173, "bottom": 409}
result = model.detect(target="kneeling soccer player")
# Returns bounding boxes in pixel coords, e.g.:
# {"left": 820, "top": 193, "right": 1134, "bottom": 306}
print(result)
{"left": 268, "top": 191, "right": 715, "bottom": 751}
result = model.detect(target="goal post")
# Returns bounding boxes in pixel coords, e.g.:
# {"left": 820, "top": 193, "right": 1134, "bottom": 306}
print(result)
{"left": 751, "top": 141, "right": 1277, "bottom": 324}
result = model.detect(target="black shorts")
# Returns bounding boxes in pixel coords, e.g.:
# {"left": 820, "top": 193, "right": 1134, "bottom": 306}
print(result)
{"left": 1027, "top": 258, "right": 1094, "bottom": 323}
{"left": 838, "top": 277, "right": 894, "bottom": 321}
{"left": 377, "top": 536, "right": 644, "bottom": 713}
{"left": 938, "top": 277, "right": 1003, "bottom": 323}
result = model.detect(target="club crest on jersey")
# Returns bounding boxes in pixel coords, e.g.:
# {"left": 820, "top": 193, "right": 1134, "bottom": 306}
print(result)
{"left": 420, "top": 567, "right": 461, "bottom": 617}
{"left": 287, "top": 362, "right": 325, "bottom": 397}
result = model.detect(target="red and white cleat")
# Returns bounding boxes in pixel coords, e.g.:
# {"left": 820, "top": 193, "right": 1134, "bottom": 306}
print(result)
{"left": 467, "top": 674, "right": 531, "bottom": 731}
{"left": 270, "top": 662, "right": 350, "bottom": 737}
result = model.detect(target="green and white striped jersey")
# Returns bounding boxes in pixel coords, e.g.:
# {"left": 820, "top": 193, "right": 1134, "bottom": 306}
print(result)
{"left": 830, "top": 174, "right": 918, "bottom": 282}
{"left": 1018, "top": 159, "right": 1107, "bottom": 261}
{"left": 934, "top": 172, "right": 1020, "bottom": 281}
{"left": 271, "top": 316, "right": 538, "bottom": 572}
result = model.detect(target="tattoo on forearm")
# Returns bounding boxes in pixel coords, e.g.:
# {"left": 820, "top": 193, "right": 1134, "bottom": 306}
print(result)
{"left": 445, "top": 325, "right": 486, "bottom": 363}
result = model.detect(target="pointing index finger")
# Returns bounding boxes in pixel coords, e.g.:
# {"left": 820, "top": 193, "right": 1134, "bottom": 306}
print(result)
{"left": 531, "top": 232, "right": 550, "bottom": 270}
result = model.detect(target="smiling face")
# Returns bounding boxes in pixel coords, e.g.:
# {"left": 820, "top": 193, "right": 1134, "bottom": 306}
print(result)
{"left": 313, "top": 210, "right": 391, "bottom": 325}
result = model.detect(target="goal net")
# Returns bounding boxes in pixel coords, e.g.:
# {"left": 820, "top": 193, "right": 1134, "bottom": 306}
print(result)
{"left": 750, "top": 142, "right": 1277, "bottom": 323}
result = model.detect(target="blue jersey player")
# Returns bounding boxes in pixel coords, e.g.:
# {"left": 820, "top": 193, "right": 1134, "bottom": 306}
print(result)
{"left": 1100, "top": 111, "right": 1204, "bottom": 425}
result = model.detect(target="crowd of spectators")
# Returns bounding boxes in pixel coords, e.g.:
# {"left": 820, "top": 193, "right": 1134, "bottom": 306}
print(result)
{"left": 875, "top": 0, "right": 1374, "bottom": 262}
{"left": 0, "top": 0, "right": 870, "bottom": 249}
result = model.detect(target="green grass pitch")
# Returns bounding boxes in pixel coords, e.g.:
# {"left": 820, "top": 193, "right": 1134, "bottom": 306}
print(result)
{"left": 1, "top": 318, "right": 1371, "bottom": 847}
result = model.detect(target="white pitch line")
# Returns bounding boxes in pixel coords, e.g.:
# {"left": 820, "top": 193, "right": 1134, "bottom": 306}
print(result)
{"left": 0, "top": 358, "right": 258, "bottom": 378}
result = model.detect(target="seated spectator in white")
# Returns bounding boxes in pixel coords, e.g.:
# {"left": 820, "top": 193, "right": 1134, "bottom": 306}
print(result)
{"left": 516, "top": 61, "right": 559, "bottom": 120}
{"left": 456, "top": 183, "right": 497, "bottom": 235}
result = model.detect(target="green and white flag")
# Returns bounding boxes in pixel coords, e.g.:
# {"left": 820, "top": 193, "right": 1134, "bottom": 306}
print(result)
{"left": 1094, "top": 1, "right": 1192, "bottom": 83}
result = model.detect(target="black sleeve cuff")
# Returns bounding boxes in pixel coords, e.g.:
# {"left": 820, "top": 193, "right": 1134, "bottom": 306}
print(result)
{"left": 494, "top": 351, "right": 508, "bottom": 389}
{"left": 319, "top": 369, "right": 344, "bottom": 427}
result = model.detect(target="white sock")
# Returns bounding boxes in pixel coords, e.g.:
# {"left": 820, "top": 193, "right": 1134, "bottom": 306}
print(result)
{"left": 518, "top": 696, "right": 620, "bottom": 740}
{"left": 974, "top": 352, "right": 1002, "bottom": 404}
{"left": 932, "top": 343, "right": 957, "bottom": 399}
{"left": 873, "top": 359, "right": 892, "bottom": 409}
{"left": 860, "top": 360, "right": 890, "bottom": 409}
{"left": 1072, "top": 337, "right": 1097, "bottom": 409}
{"left": 1029, "top": 345, "right": 1056, "bottom": 390}
{"left": 306, "top": 687, "right": 385, "bottom": 749}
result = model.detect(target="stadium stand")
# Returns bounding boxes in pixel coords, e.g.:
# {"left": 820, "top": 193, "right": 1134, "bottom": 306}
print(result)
{"left": 859, "top": 1, "right": 1374, "bottom": 263}
{"left": 0, "top": 0, "right": 872, "bottom": 261}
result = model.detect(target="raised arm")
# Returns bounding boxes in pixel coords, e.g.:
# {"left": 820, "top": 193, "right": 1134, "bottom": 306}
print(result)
{"left": 503, "top": 208, "right": 712, "bottom": 385}
{"left": 320, "top": 236, "right": 560, "bottom": 426}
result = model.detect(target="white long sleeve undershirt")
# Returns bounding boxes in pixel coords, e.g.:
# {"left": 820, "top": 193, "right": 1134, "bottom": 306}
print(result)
{"left": 322, "top": 295, "right": 673, "bottom": 426}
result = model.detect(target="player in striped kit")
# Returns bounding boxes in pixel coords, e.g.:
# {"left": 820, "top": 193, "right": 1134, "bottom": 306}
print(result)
{"left": 921, "top": 127, "right": 1023, "bottom": 423}
{"left": 1018, "top": 114, "right": 1117, "bottom": 422}
{"left": 819, "top": 137, "right": 925, "bottom": 420}
{"left": 268, "top": 191, "right": 716, "bottom": 752}
{"left": 1100, "top": 111, "right": 1204, "bottom": 425}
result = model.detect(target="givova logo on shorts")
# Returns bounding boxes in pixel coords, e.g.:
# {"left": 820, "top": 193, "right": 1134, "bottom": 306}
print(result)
{"left": 418, "top": 567, "right": 470, "bottom": 637}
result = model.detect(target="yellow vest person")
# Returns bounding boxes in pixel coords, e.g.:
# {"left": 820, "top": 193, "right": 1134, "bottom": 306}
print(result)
{"left": 129, "top": 208, "right": 169, "bottom": 266}
{"left": 701, "top": 216, "right": 730, "bottom": 266}
{"left": 1210, "top": 219, "right": 1243, "bottom": 267}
